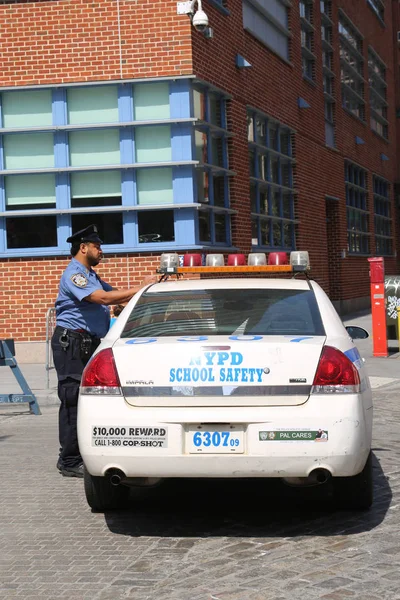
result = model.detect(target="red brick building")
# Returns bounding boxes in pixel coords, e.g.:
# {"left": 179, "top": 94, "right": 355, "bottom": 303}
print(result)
{"left": 0, "top": 0, "right": 397, "bottom": 359}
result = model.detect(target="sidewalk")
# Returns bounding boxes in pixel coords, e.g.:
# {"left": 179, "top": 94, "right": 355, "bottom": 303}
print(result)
{"left": 1, "top": 310, "right": 399, "bottom": 413}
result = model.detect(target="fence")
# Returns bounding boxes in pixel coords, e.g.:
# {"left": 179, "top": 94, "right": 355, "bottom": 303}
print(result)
{"left": 45, "top": 308, "right": 56, "bottom": 389}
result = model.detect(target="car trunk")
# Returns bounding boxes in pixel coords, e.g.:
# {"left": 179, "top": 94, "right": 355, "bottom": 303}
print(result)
{"left": 112, "top": 336, "right": 326, "bottom": 407}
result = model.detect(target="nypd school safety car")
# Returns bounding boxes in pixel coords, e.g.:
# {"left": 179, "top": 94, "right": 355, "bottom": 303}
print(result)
{"left": 77, "top": 251, "right": 373, "bottom": 512}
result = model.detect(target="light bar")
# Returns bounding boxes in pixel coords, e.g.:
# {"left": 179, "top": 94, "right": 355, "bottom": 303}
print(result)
{"left": 157, "top": 252, "right": 310, "bottom": 275}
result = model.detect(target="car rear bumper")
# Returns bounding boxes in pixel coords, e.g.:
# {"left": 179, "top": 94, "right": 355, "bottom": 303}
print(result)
{"left": 78, "top": 393, "right": 372, "bottom": 479}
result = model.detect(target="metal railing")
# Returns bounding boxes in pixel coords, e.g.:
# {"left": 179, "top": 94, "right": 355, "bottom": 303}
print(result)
{"left": 45, "top": 308, "right": 56, "bottom": 389}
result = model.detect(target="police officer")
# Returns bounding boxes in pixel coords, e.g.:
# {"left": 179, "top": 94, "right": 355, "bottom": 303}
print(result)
{"left": 52, "top": 225, "right": 157, "bottom": 478}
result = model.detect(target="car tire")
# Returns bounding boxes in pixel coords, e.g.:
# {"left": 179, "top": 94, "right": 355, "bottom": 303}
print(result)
{"left": 333, "top": 451, "right": 373, "bottom": 510}
{"left": 83, "top": 467, "right": 129, "bottom": 512}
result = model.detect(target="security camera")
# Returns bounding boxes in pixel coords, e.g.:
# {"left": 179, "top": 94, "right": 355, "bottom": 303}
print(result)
{"left": 192, "top": 8, "right": 209, "bottom": 32}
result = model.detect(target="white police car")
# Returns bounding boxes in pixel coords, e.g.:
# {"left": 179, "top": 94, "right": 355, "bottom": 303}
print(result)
{"left": 77, "top": 252, "right": 373, "bottom": 512}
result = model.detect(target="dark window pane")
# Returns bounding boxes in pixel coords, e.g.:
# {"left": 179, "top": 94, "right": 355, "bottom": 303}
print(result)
{"left": 260, "top": 188, "right": 269, "bottom": 214}
{"left": 71, "top": 196, "right": 122, "bottom": 208}
{"left": 138, "top": 210, "right": 174, "bottom": 243}
{"left": 7, "top": 216, "right": 57, "bottom": 249}
{"left": 199, "top": 211, "right": 211, "bottom": 242}
{"left": 211, "top": 136, "right": 224, "bottom": 168}
{"left": 197, "top": 170, "right": 210, "bottom": 204}
{"left": 273, "top": 221, "right": 282, "bottom": 246}
{"left": 215, "top": 213, "right": 228, "bottom": 243}
{"left": 209, "top": 93, "right": 223, "bottom": 127}
{"left": 261, "top": 220, "right": 270, "bottom": 246}
{"left": 213, "top": 176, "right": 226, "bottom": 207}
{"left": 72, "top": 213, "right": 123, "bottom": 245}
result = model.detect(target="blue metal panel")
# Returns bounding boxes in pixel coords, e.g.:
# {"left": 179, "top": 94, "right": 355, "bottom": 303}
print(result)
{"left": 175, "top": 207, "right": 196, "bottom": 245}
{"left": 122, "top": 170, "right": 138, "bottom": 246}
{"left": 52, "top": 88, "right": 67, "bottom": 125}
{"left": 172, "top": 165, "right": 195, "bottom": 205}
{"left": 171, "top": 124, "right": 193, "bottom": 162}
{"left": 120, "top": 126, "right": 134, "bottom": 165}
{"left": 56, "top": 173, "right": 71, "bottom": 251}
{"left": 118, "top": 83, "right": 133, "bottom": 122}
{"left": 170, "top": 79, "right": 191, "bottom": 119}
{"left": 54, "top": 131, "right": 69, "bottom": 168}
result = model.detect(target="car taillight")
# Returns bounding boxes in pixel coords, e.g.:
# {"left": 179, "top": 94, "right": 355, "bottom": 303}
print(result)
{"left": 311, "top": 346, "right": 360, "bottom": 394}
{"left": 81, "top": 348, "right": 121, "bottom": 395}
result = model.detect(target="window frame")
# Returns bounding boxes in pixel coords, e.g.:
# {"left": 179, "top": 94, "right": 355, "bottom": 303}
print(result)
{"left": 0, "top": 79, "right": 234, "bottom": 257}
{"left": 247, "top": 109, "right": 296, "bottom": 251}
{"left": 339, "top": 12, "right": 366, "bottom": 122}
{"left": 345, "top": 161, "right": 370, "bottom": 255}
{"left": 373, "top": 175, "right": 393, "bottom": 256}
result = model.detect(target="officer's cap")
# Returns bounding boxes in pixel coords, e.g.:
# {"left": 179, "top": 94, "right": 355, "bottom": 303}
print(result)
{"left": 66, "top": 224, "right": 103, "bottom": 245}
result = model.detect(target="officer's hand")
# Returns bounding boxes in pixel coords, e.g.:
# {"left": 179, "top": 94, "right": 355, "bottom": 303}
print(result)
{"left": 140, "top": 274, "right": 159, "bottom": 287}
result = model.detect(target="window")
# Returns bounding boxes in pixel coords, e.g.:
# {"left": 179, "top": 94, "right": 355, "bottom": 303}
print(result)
{"left": 248, "top": 110, "right": 295, "bottom": 250}
{"left": 367, "top": 0, "right": 384, "bottom": 21}
{"left": 121, "top": 289, "right": 325, "bottom": 338}
{"left": 0, "top": 80, "right": 232, "bottom": 256}
{"left": 243, "top": 0, "right": 290, "bottom": 61}
{"left": 373, "top": 176, "right": 392, "bottom": 255}
{"left": 300, "top": 0, "right": 315, "bottom": 80}
{"left": 345, "top": 162, "right": 369, "bottom": 254}
{"left": 368, "top": 48, "right": 388, "bottom": 139}
{"left": 193, "top": 85, "right": 231, "bottom": 245}
{"left": 339, "top": 13, "right": 365, "bottom": 121}
{"left": 321, "top": 0, "right": 335, "bottom": 147}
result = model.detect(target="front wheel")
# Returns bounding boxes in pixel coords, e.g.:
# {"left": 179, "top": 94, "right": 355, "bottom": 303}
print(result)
{"left": 83, "top": 467, "right": 130, "bottom": 512}
{"left": 333, "top": 451, "right": 373, "bottom": 510}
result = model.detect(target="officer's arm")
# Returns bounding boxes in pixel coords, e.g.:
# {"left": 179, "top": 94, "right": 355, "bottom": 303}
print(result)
{"left": 85, "top": 275, "right": 158, "bottom": 306}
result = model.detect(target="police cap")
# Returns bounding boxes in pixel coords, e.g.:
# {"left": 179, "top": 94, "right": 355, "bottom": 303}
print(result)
{"left": 66, "top": 224, "right": 103, "bottom": 245}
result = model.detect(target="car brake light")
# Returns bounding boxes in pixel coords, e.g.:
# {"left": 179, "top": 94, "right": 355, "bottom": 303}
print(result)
{"left": 311, "top": 346, "right": 360, "bottom": 394}
{"left": 81, "top": 348, "right": 121, "bottom": 395}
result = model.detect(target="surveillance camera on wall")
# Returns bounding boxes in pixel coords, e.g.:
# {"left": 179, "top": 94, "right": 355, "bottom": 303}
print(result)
{"left": 192, "top": 8, "right": 209, "bottom": 32}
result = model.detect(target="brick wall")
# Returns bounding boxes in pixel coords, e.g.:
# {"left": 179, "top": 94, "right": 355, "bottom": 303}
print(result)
{"left": 0, "top": 254, "right": 161, "bottom": 341}
{"left": 0, "top": 0, "right": 192, "bottom": 85}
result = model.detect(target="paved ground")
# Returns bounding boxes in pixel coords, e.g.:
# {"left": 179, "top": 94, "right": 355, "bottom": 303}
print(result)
{"left": 1, "top": 311, "right": 400, "bottom": 599}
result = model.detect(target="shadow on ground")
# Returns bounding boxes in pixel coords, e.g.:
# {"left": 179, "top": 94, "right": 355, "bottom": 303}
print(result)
{"left": 105, "top": 453, "right": 391, "bottom": 539}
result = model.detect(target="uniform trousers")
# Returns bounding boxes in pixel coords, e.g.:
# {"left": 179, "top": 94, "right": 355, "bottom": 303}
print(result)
{"left": 51, "top": 328, "right": 100, "bottom": 468}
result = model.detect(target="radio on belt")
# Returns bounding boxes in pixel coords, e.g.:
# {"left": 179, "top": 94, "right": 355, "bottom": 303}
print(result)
{"left": 157, "top": 251, "right": 310, "bottom": 275}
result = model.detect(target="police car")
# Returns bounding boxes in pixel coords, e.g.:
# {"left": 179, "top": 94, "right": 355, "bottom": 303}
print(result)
{"left": 77, "top": 251, "right": 373, "bottom": 512}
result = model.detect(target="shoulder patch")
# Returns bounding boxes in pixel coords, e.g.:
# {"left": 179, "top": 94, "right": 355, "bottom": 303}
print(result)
{"left": 71, "top": 273, "right": 88, "bottom": 288}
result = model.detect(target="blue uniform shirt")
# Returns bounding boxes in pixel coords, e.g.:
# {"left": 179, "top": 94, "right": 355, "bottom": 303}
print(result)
{"left": 55, "top": 258, "right": 112, "bottom": 338}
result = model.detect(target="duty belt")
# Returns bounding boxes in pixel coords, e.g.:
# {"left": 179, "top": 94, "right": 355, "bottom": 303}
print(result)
{"left": 54, "top": 326, "right": 98, "bottom": 341}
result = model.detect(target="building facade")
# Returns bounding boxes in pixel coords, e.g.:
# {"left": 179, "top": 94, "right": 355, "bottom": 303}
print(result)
{"left": 0, "top": 0, "right": 398, "bottom": 357}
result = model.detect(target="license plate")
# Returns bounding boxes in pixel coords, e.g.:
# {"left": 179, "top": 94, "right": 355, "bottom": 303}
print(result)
{"left": 187, "top": 425, "right": 244, "bottom": 454}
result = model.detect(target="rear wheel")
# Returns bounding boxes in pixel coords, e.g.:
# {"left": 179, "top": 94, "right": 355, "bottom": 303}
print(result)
{"left": 83, "top": 467, "right": 129, "bottom": 512}
{"left": 333, "top": 451, "right": 373, "bottom": 510}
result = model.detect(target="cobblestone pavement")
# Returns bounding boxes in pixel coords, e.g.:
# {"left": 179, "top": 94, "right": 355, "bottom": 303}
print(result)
{"left": 1, "top": 386, "right": 399, "bottom": 600}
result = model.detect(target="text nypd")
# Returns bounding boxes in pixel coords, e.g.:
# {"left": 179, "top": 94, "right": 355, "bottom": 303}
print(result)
{"left": 169, "top": 351, "right": 264, "bottom": 384}
{"left": 91, "top": 426, "right": 168, "bottom": 448}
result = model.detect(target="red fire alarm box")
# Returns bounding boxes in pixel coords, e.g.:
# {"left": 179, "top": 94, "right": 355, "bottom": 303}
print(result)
{"left": 368, "top": 257, "right": 385, "bottom": 284}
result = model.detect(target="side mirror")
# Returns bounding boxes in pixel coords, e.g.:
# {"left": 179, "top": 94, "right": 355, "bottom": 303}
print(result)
{"left": 345, "top": 326, "right": 369, "bottom": 340}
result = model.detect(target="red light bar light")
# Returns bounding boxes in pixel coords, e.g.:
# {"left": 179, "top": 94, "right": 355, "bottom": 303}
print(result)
{"left": 227, "top": 254, "right": 246, "bottom": 266}
{"left": 183, "top": 253, "right": 202, "bottom": 267}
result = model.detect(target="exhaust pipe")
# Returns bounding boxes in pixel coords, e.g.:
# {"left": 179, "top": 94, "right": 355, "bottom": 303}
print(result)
{"left": 282, "top": 468, "right": 331, "bottom": 487}
{"left": 311, "top": 468, "right": 331, "bottom": 484}
{"left": 106, "top": 468, "right": 126, "bottom": 487}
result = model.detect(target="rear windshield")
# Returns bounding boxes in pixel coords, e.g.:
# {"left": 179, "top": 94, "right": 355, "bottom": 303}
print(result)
{"left": 121, "top": 288, "right": 325, "bottom": 338}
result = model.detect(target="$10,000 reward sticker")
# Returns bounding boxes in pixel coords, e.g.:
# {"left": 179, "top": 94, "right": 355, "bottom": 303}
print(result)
{"left": 92, "top": 426, "right": 168, "bottom": 448}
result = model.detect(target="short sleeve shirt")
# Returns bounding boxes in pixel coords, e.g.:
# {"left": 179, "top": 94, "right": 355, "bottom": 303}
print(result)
{"left": 55, "top": 258, "right": 112, "bottom": 338}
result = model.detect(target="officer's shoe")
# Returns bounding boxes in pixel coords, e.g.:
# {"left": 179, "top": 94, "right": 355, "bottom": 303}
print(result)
{"left": 56, "top": 458, "right": 63, "bottom": 472}
{"left": 59, "top": 464, "right": 84, "bottom": 478}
